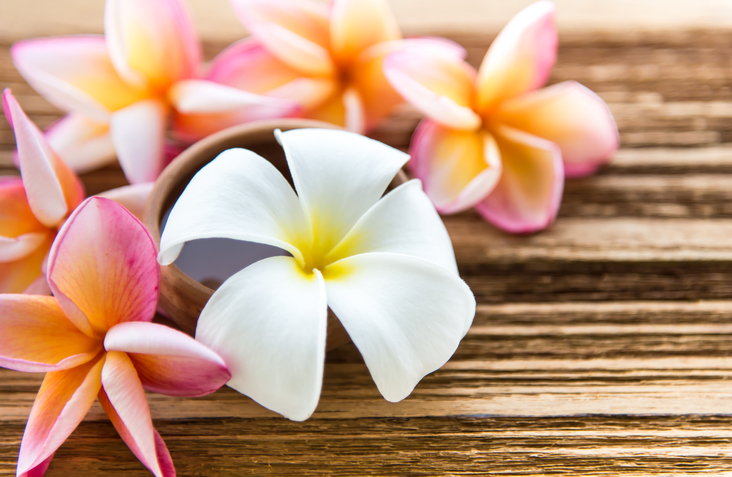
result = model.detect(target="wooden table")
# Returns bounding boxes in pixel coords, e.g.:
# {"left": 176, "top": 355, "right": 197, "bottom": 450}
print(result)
{"left": 2, "top": 1, "right": 732, "bottom": 475}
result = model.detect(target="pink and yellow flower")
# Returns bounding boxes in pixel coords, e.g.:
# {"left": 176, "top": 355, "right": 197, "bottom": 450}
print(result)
{"left": 384, "top": 1, "right": 619, "bottom": 233}
{"left": 174, "top": 0, "right": 460, "bottom": 139}
{"left": 1, "top": 89, "right": 152, "bottom": 294}
{"left": 0, "top": 196, "right": 231, "bottom": 477}
{"left": 11, "top": 0, "right": 294, "bottom": 183}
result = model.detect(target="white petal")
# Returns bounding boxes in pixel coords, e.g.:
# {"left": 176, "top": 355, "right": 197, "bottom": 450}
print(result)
{"left": 158, "top": 148, "right": 311, "bottom": 266}
{"left": 275, "top": 128, "right": 409, "bottom": 254}
{"left": 324, "top": 252, "right": 476, "bottom": 402}
{"left": 96, "top": 182, "right": 153, "bottom": 221}
{"left": 342, "top": 88, "right": 365, "bottom": 135}
{"left": 110, "top": 99, "right": 168, "bottom": 184}
{"left": 169, "top": 79, "right": 296, "bottom": 114}
{"left": 0, "top": 233, "right": 47, "bottom": 262}
{"left": 326, "top": 180, "right": 458, "bottom": 274}
{"left": 196, "top": 256, "right": 327, "bottom": 421}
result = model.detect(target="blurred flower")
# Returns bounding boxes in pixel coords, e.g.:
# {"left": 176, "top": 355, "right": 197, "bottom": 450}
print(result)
{"left": 158, "top": 128, "right": 475, "bottom": 421}
{"left": 11, "top": 0, "right": 295, "bottom": 183}
{"left": 1, "top": 89, "right": 151, "bottom": 293}
{"left": 384, "top": 1, "right": 619, "bottom": 233}
{"left": 181, "top": 0, "right": 463, "bottom": 138}
{"left": 0, "top": 197, "right": 230, "bottom": 477}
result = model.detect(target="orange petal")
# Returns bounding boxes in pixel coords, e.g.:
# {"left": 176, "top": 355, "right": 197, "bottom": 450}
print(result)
{"left": 330, "top": 0, "right": 401, "bottom": 66}
{"left": 409, "top": 120, "right": 502, "bottom": 214}
{"left": 11, "top": 36, "right": 148, "bottom": 119}
{"left": 384, "top": 48, "right": 481, "bottom": 130}
{"left": 0, "top": 178, "right": 47, "bottom": 261}
{"left": 47, "top": 198, "right": 159, "bottom": 338}
{"left": 496, "top": 81, "right": 619, "bottom": 177}
{"left": 100, "top": 352, "right": 172, "bottom": 477}
{"left": 105, "top": 0, "right": 201, "bottom": 89}
{"left": 475, "top": 1, "right": 557, "bottom": 111}
{"left": 230, "top": 0, "right": 334, "bottom": 76}
{"left": 16, "top": 353, "right": 104, "bottom": 476}
{"left": 3, "top": 90, "right": 84, "bottom": 227}
{"left": 476, "top": 125, "right": 564, "bottom": 233}
{"left": 0, "top": 295, "right": 101, "bottom": 372}
{"left": 0, "top": 234, "right": 52, "bottom": 294}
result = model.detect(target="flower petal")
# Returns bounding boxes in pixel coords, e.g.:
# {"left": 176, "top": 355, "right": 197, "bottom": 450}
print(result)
{"left": 330, "top": 0, "right": 401, "bottom": 66}
{"left": 45, "top": 114, "right": 116, "bottom": 173}
{"left": 18, "top": 455, "right": 53, "bottom": 477}
{"left": 110, "top": 98, "right": 168, "bottom": 184}
{"left": 0, "top": 178, "right": 44, "bottom": 239}
{"left": 384, "top": 49, "right": 481, "bottom": 130}
{"left": 11, "top": 36, "right": 147, "bottom": 121}
{"left": 326, "top": 180, "right": 458, "bottom": 274}
{"left": 100, "top": 352, "right": 167, "bottom": 477}
{"left": 0, "top": 235, "right": 51, "bottom": 294}
{"left": 16, "top": 354, "right": 104, "bottom": 476}
{"left": 0, "top": 295, "right": 101, "bottom": 372}
{"left": 475, "top": 1, "right": 557, "bottom": 111}
{"left": 105, "top": 0, "right": 201, "bottom": 89}
{"left": 0, "top": 233, "right": 48, "bottom": 263}
{"left": 350, "top": 37, "right": 463, "bottom": 131}
{"left": 276, "top": 128, "right": 409, "bottom": 256}
{"left": 496, "top": 81, "right": 619, "bottom": 177}
{"left": 323, "top": 252, "right": 475, "bottom": 401}
{"left": 229, "top": 0, "right": 334, "bottom": 76}
{"left": 96, "top": 182, "right": 153, "bottom": 221}
{"left": 158, "top": 147, "right": 311, "bottom": 266}
{"left": 104, "top": 321, "right": 230, "bottom": 397}
{"left": 409, "top": 119, "right": 502, "bottom": 214}
{"left": 170, "top": 79, "right": 298, "bottom": 115}
{"left": 3, "top": 90, "right": 84, "bottom": 227}
{"left": 475, "top": 125, "right": 563, "bottom": 233}
{"left": 47, "top": 197, "right": 159, "bottom": 338}
{"left": 342, "top": 87, "right": 365, "bottom": 134}
{"left": 197, "top": 256, "right": 327, "bottom": 421}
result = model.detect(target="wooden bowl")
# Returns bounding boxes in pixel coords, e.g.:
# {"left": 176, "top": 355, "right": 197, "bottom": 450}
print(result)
{"left": 144, "top": 119, "right": 408, "bottom": 350}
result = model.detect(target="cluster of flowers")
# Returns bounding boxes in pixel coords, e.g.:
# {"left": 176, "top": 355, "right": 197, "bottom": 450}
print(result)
{"left": 0, "top": 0, "right": 618, "bottom": 475}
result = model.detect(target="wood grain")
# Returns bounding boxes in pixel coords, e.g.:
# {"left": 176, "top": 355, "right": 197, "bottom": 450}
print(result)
{"left": 1, "top": 13, "right": 732, "bottom": 477}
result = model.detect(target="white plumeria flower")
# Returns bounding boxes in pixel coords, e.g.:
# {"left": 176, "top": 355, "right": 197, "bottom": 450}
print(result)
{"left": 158, "top": 128, "right": 476, "bottom": 421}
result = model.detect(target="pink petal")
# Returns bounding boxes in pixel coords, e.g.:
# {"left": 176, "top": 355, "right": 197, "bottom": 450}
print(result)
{"left": 105, "top": 0, "right": 201, "bottom": 89}
{"left": 384, "top": 49, "right": 481, "bottom": 130}
{"left": 18, "top": 454, "right": 53, "bottom": 477}
{"left": 353, "top": 37, "right": 466, "bottom": 131}
{"left": 475, "top": 1, "right": 557, "bottom": 111}
{"left": 45, "top": 114, "right": 116, "bottom": 174}
{"left": 496, "top": 81, "right": 619, "bottom": 177}
{"left": 229, "top": 0, "right": 334, "bottom": 76}
{"left": 22, "top": 274, "right": 52, "bottom": 296}
{"left": 16, "top": 354, "right": 104, "bottom": 476}
{"left": 170, "top": 79, "right": 298, "bottom": 114}
{"left": 96, "top": 182, "right": 154, "bottom": 221}
{"left": 475, "top": 125, "right": 564, "bottom": 233}
{"left": 110, "top": 99, "right": 168, "bottom": 184}
{"left": 47, "top": 197, "right": 159, "bottom": 338}
{"left": 100, "top": 352, "right": 170, "bottom": 477}
{"left": 330, "top": 0, "right": 401, "bottom": 65}
{"left": 0, "top": 295, "right": 101, "bottom": 372}
{"left": 10, "top": 36, "right": 148, "bottom": 120}
{"left": 3, "top": 90, "right": 84, "bottom": 227}
{"left": 104, "top": 321, "right": 230, "bottom": 397}
{"left": 409, "top": 119, "right": 502, "bottom": 214}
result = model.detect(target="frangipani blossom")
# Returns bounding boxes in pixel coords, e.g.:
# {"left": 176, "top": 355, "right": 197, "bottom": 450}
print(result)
{"left": 159, "top": 128, "right": 476, "bottom": 421}
{"left": 11, "top": 0, "right": 295, "bottom": 183}
{"left": 176, "top": 0, "right": 463, "bottom": 139}
{"left": 0, "top": 89, "right": 152, "bottom": 294}
{"left": 0, "top": 197, "right": 230, "bottom": 477}
{"left": 384, "top": 1, "right": 619, "bottom": 233}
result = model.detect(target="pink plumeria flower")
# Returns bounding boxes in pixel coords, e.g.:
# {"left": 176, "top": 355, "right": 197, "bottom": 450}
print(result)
{"left": 176, "top": 0, "right": 462, "bottom": 139}
{"left": 11, "top": 0, "right": 293, "bottom": 183}
{"left": 1, "top": 89, "right": 152, "bottom": 294}
{"left": 384, "top": 1, "right": 619, "bottom": 233}
{"left": 0, "top": 196, "right": 231, "bottom": 477}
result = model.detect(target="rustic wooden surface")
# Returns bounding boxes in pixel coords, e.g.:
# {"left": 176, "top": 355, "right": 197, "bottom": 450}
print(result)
{"left": 3, "top": 1, "right": 732, "bottom": 475}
